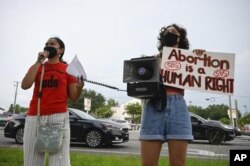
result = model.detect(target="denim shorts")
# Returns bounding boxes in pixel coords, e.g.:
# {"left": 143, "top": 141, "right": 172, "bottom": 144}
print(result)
{"left": 139, "top": 95, "right": 193, "bottom": 142}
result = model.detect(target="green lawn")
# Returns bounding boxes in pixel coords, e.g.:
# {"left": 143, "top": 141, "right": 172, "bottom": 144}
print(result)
{"left": 0, "top": 147, "right": 229, "bottom": 166}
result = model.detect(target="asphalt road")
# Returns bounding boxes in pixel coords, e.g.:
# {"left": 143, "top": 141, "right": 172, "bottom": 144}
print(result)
{"left": 1, "top": 128, "right": 250, "bottom": 159}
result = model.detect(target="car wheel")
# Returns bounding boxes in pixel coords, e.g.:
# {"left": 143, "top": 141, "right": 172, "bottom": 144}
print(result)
{"left": 15, "top": 127, "right": 24, "bottom": 144}
{"left": 85, "top": 129, "right": 103, "bottom": 148}
{"left": 208, "top": 130, "right": 224, "bottom": 145}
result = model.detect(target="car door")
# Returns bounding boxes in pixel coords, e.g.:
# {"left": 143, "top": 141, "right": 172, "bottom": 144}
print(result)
{"left": 191, "top": 116, "right": 206, "bottom": 139}
{"left": 69, "top": 112, "right": 86, "bottom": 142}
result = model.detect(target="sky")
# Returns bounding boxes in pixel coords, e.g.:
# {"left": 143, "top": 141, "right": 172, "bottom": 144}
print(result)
{"left": 0, "top": 0, "right": 250, "bottom": 115}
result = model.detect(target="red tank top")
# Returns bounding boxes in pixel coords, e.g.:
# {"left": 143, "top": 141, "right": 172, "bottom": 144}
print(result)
{"left": 27, "top": 62, "right": 76, "bottom": 116}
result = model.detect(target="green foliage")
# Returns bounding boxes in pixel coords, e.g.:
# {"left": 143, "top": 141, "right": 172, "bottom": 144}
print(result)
{"left": 238, "top": 113, "right": 250, "bottom": 128}
{"left": 95, "top": 98, "right": 119, "bottom": 118}
{"left": 0, "top": 147, "right": 229, "bottom": 166}
{"left": 107, "top": 99, "right": 118, "bottom": 107}
{"left": 67, "top": 89, "right": 119, "bottom": 118}
{"left": 8, "top": 104, "right": 28, "bottom": 113}
{"left": 219, "top": 117, "right": 230, "bottom": 125}
{"left": 206, "top": 104, "right": 229, "bottom": 120}
{"left": 68, "top": 89, "right": 105, "bottom": 114}
{"left": 188, "top": 104, "right": 250, "bottom": 128}
{"left": 125, "top": 102, "right": 142, "bottom": 123}
{"left": 188, "top": 105, "right": 204, "bottom": 115}
{"left": 95, "top": 106, "right": 114, "bottom": 118}
{"left": 0, "top": 148, "right": 23, "bottom": 165}
{"left": 237, "top": 110, "right": 242, "bottom": 118}
{"left": 188, "top": 104, "right": 229, "bottom": 121}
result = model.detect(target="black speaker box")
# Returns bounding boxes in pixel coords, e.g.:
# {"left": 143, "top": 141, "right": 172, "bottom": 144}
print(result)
{"left": 123, "top": 56, "right": 160, "bottom": 83}
{"left": 127, "top": 82, "right": 165, "bottom": 98}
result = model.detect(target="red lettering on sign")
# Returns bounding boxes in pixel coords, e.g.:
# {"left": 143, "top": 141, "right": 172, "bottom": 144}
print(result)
{"left": 213, "top": 69, "right": 230, "bottom": 78}
{"left": 164, "top": 61, "right": 181, "bottom": 71}
{"left": 205, "top": 76, "right": 234, "bottom": 93}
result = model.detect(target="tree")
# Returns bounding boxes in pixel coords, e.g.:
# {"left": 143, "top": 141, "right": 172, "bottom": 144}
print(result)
{"left": 220, "top": 117, "right": 230, "bottom": 125}
{"left": 188, "top": 105, "right": 204, "bottom": 115}
{"left": 188, "top": 104, "right": 229, "bottom": 121}
{"left": 106, "top": 99, "right": 118, "bottom": 107}
{"left": 8, "top": 104, "right": 28, "bottom": 113}
{"left": 238, "top": 113, "right": 250, "bottom": 128}
{"left": 93, "top": 99, "right": 118, "bottom": 118}
{"left": 206, "top": 104, "right": 228, "bottom": 120}
{"left": 125, "top": 102, "right": 142, "bottom": 123}
{"left": 68, "top": 89, "right": 105, "bottom": 114}
{"left": 95, "top": 106, "right": 114, "bottom": 118}
{"left": 188, "top": 105, "right": 209, "bottom": 119}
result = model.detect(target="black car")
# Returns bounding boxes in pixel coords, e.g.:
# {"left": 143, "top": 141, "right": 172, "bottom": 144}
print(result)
{"left": 4, "top": 108, "right": 129, "bottom": 148}
{"left": 190, "top": 112, "right": 235, "bottom": 144}
{"left": 0, "top": 112, "right": 15, "bottom": 127}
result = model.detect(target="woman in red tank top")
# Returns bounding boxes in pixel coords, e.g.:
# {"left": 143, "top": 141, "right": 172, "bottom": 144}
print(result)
{"left": 21, "top": 37, "right": 84, "bottom": 166}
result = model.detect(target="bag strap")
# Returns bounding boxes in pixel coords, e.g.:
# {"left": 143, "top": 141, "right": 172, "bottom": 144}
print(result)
{"left": 36, "top": 64, "right": 67, "bottom": 128}
{"left": 37, "top": 64, "right": 45, "bottom": 122}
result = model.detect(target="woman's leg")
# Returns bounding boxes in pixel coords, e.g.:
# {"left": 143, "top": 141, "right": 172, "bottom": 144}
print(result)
{"left": 49, "top": 113, "right": 71, "bottom": 166}
{"left": 168, "top": 140, "right": 188, "bottom": 166}
{"left": 165, "top": 96, "right": 193, "bottom": 166}
{"left": 23, "top": 116, "right": 45, "bottom": 166}
{"left": 141, "top": 140, "right": 162, "bottom": 166}
{"left": 140, "top": 99, "right": 166, "bottom": 166}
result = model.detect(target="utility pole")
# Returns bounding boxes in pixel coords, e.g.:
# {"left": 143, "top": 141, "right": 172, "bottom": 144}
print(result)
{"left": 235, "top": 99, "right": 238, "bottom": 128}
{"left": 13, "top": 81, "right": 19, "bottom": 114}
{"left": 228, "top": 95, "right": 233, "bottom": 127}
{"left": 243, "top": 105, "right": 248, "bottom": 115}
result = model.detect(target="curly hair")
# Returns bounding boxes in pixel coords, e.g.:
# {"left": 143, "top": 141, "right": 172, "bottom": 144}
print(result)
{"left": 157, "top": 24, "right": 189, "bottom": 51}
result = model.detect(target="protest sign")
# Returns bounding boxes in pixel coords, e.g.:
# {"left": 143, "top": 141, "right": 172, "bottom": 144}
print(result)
{"left": 160, "top": 47, "right": 235, "bottom": 95}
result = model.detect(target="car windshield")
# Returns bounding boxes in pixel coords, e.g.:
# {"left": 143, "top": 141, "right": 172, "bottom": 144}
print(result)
{"left": 190, "top": 112, "right": 207, "bottom": 123}
{"left": 69, "top": 108, "right": 96, "bottom": 120}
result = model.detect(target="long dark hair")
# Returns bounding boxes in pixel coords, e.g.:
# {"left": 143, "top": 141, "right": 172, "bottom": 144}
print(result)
{"left": 157, "top": 24, "right": 189, "bottom": 51}
{"left": 50, "top": 37, "right": 65, "bottom": 62}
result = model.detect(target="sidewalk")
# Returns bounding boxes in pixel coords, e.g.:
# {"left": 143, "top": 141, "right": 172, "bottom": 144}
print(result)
{"left": 129, "top": 130, "right": 139, "bottom": 141}
{"left": 236, "top": 135, "right": 250, "bottom": 140}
